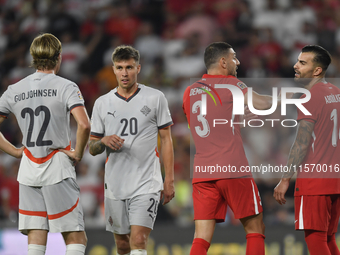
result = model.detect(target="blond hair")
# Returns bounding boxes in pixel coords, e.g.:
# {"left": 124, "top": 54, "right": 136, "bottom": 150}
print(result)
{"left": 30, "top": 33, "right": 62, "bottom": 70}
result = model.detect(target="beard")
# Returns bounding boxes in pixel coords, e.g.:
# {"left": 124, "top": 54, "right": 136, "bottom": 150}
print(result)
{"left": 228, "top": 67, "right": 237, "bottom": 77}
{"left": 294, "top": 77, "right": 313, "bottom": 87}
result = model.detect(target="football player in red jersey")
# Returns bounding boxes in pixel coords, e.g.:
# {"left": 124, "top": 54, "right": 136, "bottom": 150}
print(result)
{"left": 274, "top": 45, "right": 340, "bottom": 255}
{"left": 183, "top": 42, "right": 282, "bottom": 255}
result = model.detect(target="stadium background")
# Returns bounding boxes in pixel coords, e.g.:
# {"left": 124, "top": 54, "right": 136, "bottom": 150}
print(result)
{"left": 0, "top": 0, "right": 340, "bottom": 254}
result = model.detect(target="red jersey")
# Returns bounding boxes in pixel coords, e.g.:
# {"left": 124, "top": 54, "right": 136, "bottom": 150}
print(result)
{"left": 295, "top": 81, "right": 340, "bottom": 196}
{"left": 182, "top": 74, "right": 252, "bottom": 184}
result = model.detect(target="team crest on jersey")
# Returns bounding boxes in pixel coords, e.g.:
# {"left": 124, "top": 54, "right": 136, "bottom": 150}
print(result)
{"left": 140, "top": 105, "right": 151, "bottom": 116}
{"left": 237, "top": 82, "right": 247, "bottom": 90}
{"left": 77, "top": 91, "right": 83, "bottom": 100}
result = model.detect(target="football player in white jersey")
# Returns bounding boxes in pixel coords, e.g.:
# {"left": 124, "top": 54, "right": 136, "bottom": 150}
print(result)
{"left": 0, "top": 33, "right": 90, "bottom": 255}
{"left": 89, "top": 45, "right": 175, "bottom": 255}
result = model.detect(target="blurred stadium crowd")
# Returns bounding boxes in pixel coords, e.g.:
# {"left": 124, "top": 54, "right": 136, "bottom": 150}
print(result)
{"left": 1, "top": 0, "right": 340, "bottom": 229}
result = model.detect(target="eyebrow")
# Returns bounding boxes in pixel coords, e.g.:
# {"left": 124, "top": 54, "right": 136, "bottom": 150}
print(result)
{"left": 297, "top": 59, "right": 307, "bottom": 64}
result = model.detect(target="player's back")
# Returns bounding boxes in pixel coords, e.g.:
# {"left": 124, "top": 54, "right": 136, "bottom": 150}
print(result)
{"left": 0, "top": 72, "right": 84, "bottom": 186}
{"left": 1, "top": 72, "right": 83, "bottom": 158}
{"left": 183, "top": 74, "right": 251, "bottom": 182}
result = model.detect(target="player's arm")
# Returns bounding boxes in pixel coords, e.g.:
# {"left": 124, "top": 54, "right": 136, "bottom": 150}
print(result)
{"left": 244, "top": 90, "right": 294, "bottom": 110}
{"left": 89, "top": 135, "right": 124, "bottom": 156}
{"left": 158, "top": 126, "right": 175, "bottom": 205}
{"left": 60, "top": 107, "right": 91, "bottom": 165}
{"left": 89, "top": 137, "right": 105, "bottom": 155}
{"left": 0, "top": 116, "right": 24, "bottom": 158}
{"left": 244, "top": 90, "right": 274, "bottom": 110}
{"left": 274, "top": 120, "right": 314, "bottom": 205}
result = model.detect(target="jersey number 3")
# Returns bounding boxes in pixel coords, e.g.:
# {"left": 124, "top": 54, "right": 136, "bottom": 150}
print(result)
{"left": 21, "top": 106, "right": 52, "bottom": 147}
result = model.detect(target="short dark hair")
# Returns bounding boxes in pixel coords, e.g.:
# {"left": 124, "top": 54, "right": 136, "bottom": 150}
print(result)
{"left": 204, "top": 42, "right": 232, "bottom": 70}
{"left": 301, "top": 45, "right": 331, "bottom": 72}
{"left": 111, "top": 45, "right": 140, "bottom": 64}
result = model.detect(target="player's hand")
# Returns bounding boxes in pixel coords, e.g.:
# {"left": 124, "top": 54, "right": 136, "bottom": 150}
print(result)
{"left": 273, "top": 178, "right": 290, "bottom": 205}
{"left": 101, "top": 135, "right": 124, "bottom": 151}
{"left": 59, "top": 148, "right": 81, "bottom": 166}
{"left": 15, "top": 146, "right": 25, "bottom": 158}
{"left": 161, "top": 179, "right": 175, "bottom": 205}
{"left": 240, "top": 106, "right": 258, "bottom": 123}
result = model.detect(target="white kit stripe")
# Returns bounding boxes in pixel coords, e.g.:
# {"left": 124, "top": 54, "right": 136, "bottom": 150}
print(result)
{"left": 299, "top": 196, "right": 304, "bottom": 229}
{"left": 251, "top": 180, "right": 259, "bottom": 215}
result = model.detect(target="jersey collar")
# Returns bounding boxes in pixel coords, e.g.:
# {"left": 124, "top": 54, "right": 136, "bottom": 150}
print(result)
{"left": 114, "top": 85, "right": 141, "bottom": 102}
{"left": 202, "top": 74, "right": 236, "bottom": 79}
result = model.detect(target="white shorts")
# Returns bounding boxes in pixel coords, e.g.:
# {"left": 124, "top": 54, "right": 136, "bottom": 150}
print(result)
{"left": 105, "top": 192, "right": 161, "bottom": 234}
{"left": 19, "top": 178, "right": 85, "bottom": 235}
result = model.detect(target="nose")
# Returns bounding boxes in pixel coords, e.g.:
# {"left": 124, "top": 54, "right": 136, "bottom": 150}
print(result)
{"left": 236, "top": 58, "right": 240, "bottom": 66}
{"left": 293, "top": 62, "right": 298, "bottom": 70}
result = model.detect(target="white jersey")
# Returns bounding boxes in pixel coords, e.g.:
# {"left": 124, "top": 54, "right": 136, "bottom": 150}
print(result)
{"left": 0, "top": 72, "right": 84, "bottom": 186}
{"left": 91, "top": 84, "right": 173, "bottom": 199}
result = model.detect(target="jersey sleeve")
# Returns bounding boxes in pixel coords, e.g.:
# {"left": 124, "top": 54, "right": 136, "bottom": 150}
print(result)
{"left": 297, "top": 93, "right": 318, "bottom": 123}
{"left": 156, "top": 92, "right": 173, "bottom": 129}
{"left": 182, "top": 86, "right": 191, "bottom": 124}
{"left": 90, "top": 98, "right": 105, "bottom": 138}
{"left": 0, "top": 89, "right": 12, "bottom": 118}
{"left": 235, "top": 79, "right": 248, "bottom": 95}
{"left": 64, "top": 83, "right": 85, "bottom": 111}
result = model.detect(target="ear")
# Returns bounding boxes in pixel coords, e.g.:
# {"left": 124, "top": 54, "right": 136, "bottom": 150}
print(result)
{"left": 220, "top": 57, "right": 227, "bottom": 69}
{"left": 313, "top": 66, "right": 323, "bottom": 76}
{"left": 137, "top": 64, "right": 141, "bottom": 74}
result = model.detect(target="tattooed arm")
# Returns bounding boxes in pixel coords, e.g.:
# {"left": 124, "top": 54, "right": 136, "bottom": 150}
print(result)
{"left": 89, "top": 137, "right": 105, "bottom": 156}
{"left": 89, "top": 135, "right": 125, "bottom": 156}
{"left": 273, "top": 120, "right": 314, "bottom": 205}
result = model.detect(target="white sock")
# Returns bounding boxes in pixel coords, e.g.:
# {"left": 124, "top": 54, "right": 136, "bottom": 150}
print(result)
{"left": 66, "top": 244, "right": 86, "bottom": 255}
{"left": 28, "top": 244, "right": 46, "bottom": 255}
{"left": 130, "top": 249, "right": 147, "bottom": 255}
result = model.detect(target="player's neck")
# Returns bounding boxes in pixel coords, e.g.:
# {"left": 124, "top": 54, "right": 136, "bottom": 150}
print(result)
{"left": 117, "top": 83, "right": 138, "bottom": 98}
{"left": 305, "top": 77, "right": 325, "bottom": 90}
{"left": 207, "top": 68, "right": 229, "bottom": 77}
{"left": 36, "top": 70, "right": 55, "bottom": 74}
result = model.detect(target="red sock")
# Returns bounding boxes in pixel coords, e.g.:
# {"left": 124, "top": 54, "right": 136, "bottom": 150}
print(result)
{"left": 305, "top": 230, "right": 331, "bottom": 255}
{"left": 190, "top": 238, "right": 210, "bottom": 255}
{"left": 246, "top": 233, "right": 265, "bottom": 255}
{"left": 327, "top": 234, "right": 340, "bottom": 255}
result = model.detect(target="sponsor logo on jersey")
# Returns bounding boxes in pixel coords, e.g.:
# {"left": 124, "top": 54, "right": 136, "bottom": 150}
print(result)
{"left": 237, "top": 82, "right": 247, "bottom": 90}
{"left": 141, "top": 105, "right": 151, "bottom": 116}
{"left": 107, "top": 111, "right": 116, "bottom": 117}
{"left": 77, "top": 91, "right": 83, "bottom": 100}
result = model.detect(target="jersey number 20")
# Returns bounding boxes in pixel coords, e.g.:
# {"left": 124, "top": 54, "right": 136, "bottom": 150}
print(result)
{"left": 120, "top": 117, "right": 138, "bottom": 136}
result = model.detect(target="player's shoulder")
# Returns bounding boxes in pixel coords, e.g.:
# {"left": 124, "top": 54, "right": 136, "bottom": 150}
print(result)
{"left": 139, "top": 84, "right": 167, "bottom": 101}
{"left": 139, "top": 84, "right": 164, "bottom": 96}
{"left": 310, "top": 81, "right": 339, "bottom": 96}
{"left": 93, "top": 89, "right": 115, "bottom": 105}
{"left": 6, "top": 73, "right": 35, "bottom": 91}
{"left": 54, "top": 75, "right": 78, "bottom": 88}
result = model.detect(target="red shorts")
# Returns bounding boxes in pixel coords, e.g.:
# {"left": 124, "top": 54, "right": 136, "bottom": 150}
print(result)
{"left": 295, "top": 195, "right": 340, "bottom": 234}
{"left": 192, "top": 178, "right": 263, "bottom": 222}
